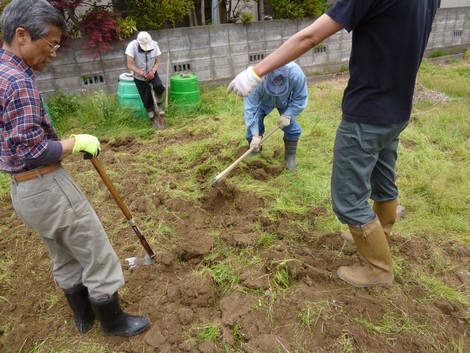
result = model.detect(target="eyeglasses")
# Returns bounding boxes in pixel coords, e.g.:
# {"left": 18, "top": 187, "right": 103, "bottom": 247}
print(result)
{"left": 39, "top": 36, "right": 60, "bottom": 53}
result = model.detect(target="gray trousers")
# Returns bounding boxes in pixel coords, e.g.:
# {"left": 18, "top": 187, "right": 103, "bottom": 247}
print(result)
{"left": 10, "top": 167, "right": 124, "bottom": 299}
{"left": 331, "top": 120, "right": 408, "bottom": 226}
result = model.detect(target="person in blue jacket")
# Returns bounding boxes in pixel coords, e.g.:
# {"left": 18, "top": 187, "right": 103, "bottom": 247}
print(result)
{"left": 244, "top": 61, "right": 308, "bottom": 170}
{"left": 228, "top": 0, "right": 438, "bottom": 288}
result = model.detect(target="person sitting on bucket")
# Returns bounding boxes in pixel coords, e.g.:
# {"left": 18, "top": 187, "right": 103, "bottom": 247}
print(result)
{"left": 244, "top": 61, "right": 308, "bottom": 170}
{"left": 125, "top": 31, "right": 165, "bottom": 129}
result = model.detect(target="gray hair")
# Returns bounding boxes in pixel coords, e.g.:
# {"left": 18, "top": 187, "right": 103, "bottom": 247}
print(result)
{"left": 1, "top": 0, "right": 67, "bottom": 44}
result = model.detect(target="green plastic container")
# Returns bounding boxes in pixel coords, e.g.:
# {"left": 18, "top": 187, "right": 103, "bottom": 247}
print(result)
{"left": 117, "top": 73, "right": 146, "bottom": 118}
{"left": 41, "top": 97, "right": 53, "bottom": 121}
{"left": 170, "top": 74, "right": 201, "bottom": 107}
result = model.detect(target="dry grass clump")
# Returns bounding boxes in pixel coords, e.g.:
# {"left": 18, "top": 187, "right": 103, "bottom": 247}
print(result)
{"left": 413, "top": 81, "right": 450, "bottom": 103}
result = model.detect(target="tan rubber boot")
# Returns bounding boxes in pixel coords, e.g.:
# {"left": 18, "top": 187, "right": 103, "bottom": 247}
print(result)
{"left": 337, "top": 217, "right": 394, "bottom": 287}
{"left": 341, "top": 199, "right": 398, "bottom": 241}
{"left": 373, "top": 199, "right": 398, "bottom": 239}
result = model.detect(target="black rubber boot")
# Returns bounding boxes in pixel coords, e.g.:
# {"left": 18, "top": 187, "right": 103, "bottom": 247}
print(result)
{"left": 63, "top": 284, "right": 94, "bottom": 333}
{"left": 284, "top": 139, "right": 298, "bottom": 170}
{"left": 90, "top": 292, "right": 150, "bottom": 336}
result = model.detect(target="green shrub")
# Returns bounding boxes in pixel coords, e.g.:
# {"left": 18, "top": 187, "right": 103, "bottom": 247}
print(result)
{"left": 240, "top": 12, "right": 254, "bottom": 24}
{"left": 46, "top": 91, "right": 152, "bottom": 138}
{"left": 128, "top": 0, "right": 193, "bottom": 30}
{"left": 47, "top": 93, "right": 81, "bottom": 133}
{"left": 464, "top": 48, "right": 470, "bottom": 60}
{"left": 117, "top": 16, "right": 137, "bottom": 39}
{"left": 429, "top": 50, "right": 446, "bottom": 58}
{"left": 267, "top": 0, "right": 326, "bottom": 19}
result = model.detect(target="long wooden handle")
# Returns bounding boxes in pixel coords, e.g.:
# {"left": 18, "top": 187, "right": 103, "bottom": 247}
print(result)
{"left": 89, "top": 156, "right": 132, "bottom": 220}
{"left": 258, "top": 125, "right": 280, "bottom": 143}
{"left": 165, "top": 52, "right": 170, "bottom": 110}
{"left": 89, "top": 156, "right": 155, "bottom": 258}
{"left": 211, "top": 125, "right": 279, "bottom": 186}
{"left": 149, "top": 82, "right": 158, "bottom": 107}
{"left": 211, "top": 147, "right": 256, "bottom": 186}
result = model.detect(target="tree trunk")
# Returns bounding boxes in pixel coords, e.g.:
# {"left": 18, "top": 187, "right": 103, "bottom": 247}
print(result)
{"left": 201, "top": 0, "right": 206, "bottom": 25}
{"left": 66, "top": 8, "right": 81, "bottom": 29}
{"left": 220, "top": 0, "right": 228, "bottom": 23}
{"left": 192, "top": 8, "right": 199, "bottom": 26}
{"left": 227, "top": 0, "right": 232, "bottom": 22}
{"left": 188, "top": 12, "right": 194, "bottom": 27}
{"left": 257, "top": 0, "right": 264, "bottom": 21}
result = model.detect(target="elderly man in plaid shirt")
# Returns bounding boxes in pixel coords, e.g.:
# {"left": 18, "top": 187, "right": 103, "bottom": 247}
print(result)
{"left": 0, "top": 0, "right": 149, "bottom": 336}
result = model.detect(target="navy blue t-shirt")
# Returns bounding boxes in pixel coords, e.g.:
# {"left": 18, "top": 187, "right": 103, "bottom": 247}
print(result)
{"left": 327, "top": 0, "right": 438, "bottom": 124}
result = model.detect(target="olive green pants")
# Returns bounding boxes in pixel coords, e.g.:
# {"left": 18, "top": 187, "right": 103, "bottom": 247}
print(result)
{"left": 331, "top": 120, "right": 408, "bottom": 226}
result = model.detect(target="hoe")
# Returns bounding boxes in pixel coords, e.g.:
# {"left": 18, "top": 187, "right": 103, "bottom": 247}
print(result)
{"left": 86, "top": 154, "right": 156, "bottom": 268}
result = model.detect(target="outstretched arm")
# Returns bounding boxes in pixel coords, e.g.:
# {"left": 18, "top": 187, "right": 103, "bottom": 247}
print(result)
{"left": 254, "top": 14, "right": 343, "bottom": 77}
{"left": 227, "top": 14, "right": 344, "bottom": 97}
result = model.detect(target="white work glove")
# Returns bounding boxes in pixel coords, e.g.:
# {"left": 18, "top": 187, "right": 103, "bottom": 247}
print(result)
{"left": 226, "top": 66, "right": 262, "bottom": 97}
{"left": 250, "top": 136, "right": 262, "bottom": 151}
{"left": 278, "top": 114, "right": 291, "bottom": 129}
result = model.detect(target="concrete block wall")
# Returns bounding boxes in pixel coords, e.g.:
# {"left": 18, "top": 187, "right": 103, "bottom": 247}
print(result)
{"left": 36, "top": 7, "right": 470, "bottom": 98}
{"left": 428, "top": 7, "right": 470, "bottom": 51}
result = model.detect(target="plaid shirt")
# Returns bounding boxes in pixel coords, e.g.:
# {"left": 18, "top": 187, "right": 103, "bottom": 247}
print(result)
{"left": 0, "top": 49, "right": 59, "bottom": 174}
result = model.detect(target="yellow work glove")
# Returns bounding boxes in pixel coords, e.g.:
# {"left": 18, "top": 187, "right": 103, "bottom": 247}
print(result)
{"left": 70, "top": 134, "right": 101, "bottom": 157}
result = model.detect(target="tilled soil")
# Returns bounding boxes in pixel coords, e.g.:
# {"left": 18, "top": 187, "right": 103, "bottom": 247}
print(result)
{"left": 1, "top": 119, "right": 469, "bottom": 353}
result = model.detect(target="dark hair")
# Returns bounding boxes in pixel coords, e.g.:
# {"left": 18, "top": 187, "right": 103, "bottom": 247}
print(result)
{"left": 0, "top": 0, "right": 67, "bottom": 44}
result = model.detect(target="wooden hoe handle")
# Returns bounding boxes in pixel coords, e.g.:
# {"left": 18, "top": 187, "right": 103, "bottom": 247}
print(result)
{"left": 211, "top": 125, "right": 280, "bottom": 186}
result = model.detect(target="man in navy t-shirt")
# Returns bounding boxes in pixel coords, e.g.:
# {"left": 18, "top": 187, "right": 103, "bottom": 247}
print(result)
{"left": 227, "top": 0, "right": 438, "bottom": 287}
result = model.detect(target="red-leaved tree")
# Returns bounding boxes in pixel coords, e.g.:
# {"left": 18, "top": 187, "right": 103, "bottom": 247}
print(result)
{"left": 79, "top": 5, "right": 122, "bottom": 58}
{"left": 49, "top": 1, "right": 122, "bottom": 58}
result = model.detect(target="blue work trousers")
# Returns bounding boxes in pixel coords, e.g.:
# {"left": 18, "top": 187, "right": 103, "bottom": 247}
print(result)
{"left": 245, "top": 105, "right": 302, "bottom": 141}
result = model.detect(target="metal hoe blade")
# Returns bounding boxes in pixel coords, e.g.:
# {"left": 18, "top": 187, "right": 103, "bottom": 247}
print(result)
{"left": 149, "top": 82, "right": 167, "bottom": 130}
{"left": 126, "top": 255, "right": 154, "bottom": 269}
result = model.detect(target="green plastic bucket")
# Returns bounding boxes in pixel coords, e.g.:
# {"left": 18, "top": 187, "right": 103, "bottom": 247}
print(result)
{"left": 117, "top": 73, "right": 146, "bottom": 118}
{"left": 170, "top": 74, "right": 201, "bottom": 107}
{"left": 41, "top": 97, "right": 53, "bottom": 121}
